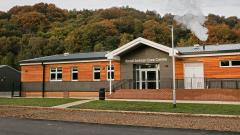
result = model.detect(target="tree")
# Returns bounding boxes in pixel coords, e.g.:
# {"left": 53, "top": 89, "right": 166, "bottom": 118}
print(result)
{"left": 207, "top": 24, "right": 237, "bottom": 44}
{"left": 44, "top": 37, "right": 64, "bottom": 55}
{"left": 28, "top": 37, "right": 47, "bottom": 57}
{"left": 113, "top": 16, "right": 135, "bottom": 33}
{"left": 94, "top": 43, "right": 104, "bottom": 52}
{"left": 177, "top": 36, "right": 199, "bottom": 46}
{"left": 119, "top": 33, "right": 134, "bottom": 46}
{"left": 11, "top": 11, "right": 48, "bottom": 33}
{"left": 225, "top": 16, "right": 239, "bottom": 28}
{"left": 0, "top": 3, "right": 239, "bottom": 68}
{"left": 1, "top": 52, "right": 15, "bottom": 66}
{"left": 143, "top": 20, "right": 171, "bottom": 46}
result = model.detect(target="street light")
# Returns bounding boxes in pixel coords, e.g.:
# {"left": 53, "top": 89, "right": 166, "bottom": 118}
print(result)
{"left": 170, "top": 25, "right": 177, "bottom": 108}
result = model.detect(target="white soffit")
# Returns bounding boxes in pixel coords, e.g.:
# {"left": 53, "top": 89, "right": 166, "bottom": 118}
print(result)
{"left": 106, "top": 37, "right": 177, "bottom": 59}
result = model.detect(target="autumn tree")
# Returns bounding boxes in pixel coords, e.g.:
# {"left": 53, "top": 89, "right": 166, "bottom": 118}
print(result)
{"left": 0, "top": 3, "right": 240, "bottom": 68}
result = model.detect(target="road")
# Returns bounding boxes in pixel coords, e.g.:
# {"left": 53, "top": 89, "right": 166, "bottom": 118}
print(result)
{"left": 0, "top": 118, "right": 238, "bottom": 135}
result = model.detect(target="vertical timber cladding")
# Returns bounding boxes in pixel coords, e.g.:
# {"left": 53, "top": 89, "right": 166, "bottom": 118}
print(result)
{"left": 21, "top": 61, "right": 121, "bottom": 93}
{"left": 120, "top": 45, "right": 173, "bottom": 88}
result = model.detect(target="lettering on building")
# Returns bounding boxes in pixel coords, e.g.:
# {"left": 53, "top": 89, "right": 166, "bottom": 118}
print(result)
{"left": 125, "top": 58, "right": 167, "bottom": 63}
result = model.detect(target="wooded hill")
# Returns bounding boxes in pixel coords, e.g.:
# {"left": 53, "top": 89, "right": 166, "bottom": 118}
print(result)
{"left": 0, "top": 3, "right": 240, "bottom": 68}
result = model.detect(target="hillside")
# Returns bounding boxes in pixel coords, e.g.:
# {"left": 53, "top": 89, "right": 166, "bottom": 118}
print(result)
{"left": 0, "top": 3, "right": 240, "bottom": 68}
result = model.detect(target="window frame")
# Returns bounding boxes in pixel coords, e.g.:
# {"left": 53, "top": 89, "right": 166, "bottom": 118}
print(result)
{"left": 107, "top": 65, "right": 114, "bottom": 81}
{"left": 71, "top": 67, "right": 78, "bottom": 81}
{"left": 220, "top": 60, "right": 240, "bottom": 67}
{"left": 93, "top": 66, "right": 101, "bottom": 81}
{"left": 231, "top": 60, "right": 240, "bottom": 67}
{"left": 50, "top": 67, "right": 63, "bottom": 81}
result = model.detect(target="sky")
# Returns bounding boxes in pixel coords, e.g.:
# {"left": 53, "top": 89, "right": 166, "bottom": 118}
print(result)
{"left": 0, "top": 0, "right": 240, "bottom": 17}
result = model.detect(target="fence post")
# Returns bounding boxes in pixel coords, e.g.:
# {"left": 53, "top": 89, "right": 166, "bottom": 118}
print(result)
{"left": 236, "top": 80, "right": 239, "bottom": 89}
{"left": 11, "top": 82, "right": 14, "bottom": 98}
{"left": 209, "top": 80, "right": 211, "bottom": 89}
{"left": 19, "top": 82, "right": 22, "bottom": 97}
{"left": 221, "top": 80, "right": 223, "bottom": 89}
{"left": 191, "top": 78, "right": 192, "bottom": 89}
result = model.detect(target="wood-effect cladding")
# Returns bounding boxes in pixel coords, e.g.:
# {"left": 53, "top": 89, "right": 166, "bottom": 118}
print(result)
{"left": 21, "top": 61, "right": 120, "bottom": 82}
{"left": 176, "top": 55, "right": 240, "bottom": 79}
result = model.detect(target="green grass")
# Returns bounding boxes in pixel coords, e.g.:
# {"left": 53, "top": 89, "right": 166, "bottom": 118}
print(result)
{"left": 71, "top": 100, "right": 240, "bottom": 115}
{"left": 0, "top": 98, "right": 80, "bottom": 107}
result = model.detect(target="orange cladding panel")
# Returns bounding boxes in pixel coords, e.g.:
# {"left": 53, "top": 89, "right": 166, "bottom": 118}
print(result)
{"left": 176, "top": 55, "right": 240, "bottom": 79}
{"left": 21, "top": 60, "right": 120, "bottom": 82}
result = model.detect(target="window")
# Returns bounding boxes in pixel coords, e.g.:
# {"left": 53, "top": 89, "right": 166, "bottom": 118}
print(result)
{"left": 50, "top": 67, "right": 62, "bottom": 81}
{"left": 93, "top": 66, "right": 101, "bottom": 81}
{"left": 71, "top": 67, "right": 78, "bottom": 81}
{"left": 107, "top": 65, "right": 114, "bottom": 80}
{"left": 220, "top": 60, "right": 240, "bottom": 67}
{"left": 232, "top": 60, "right": 240, "bottom": 66}
{"left": 220, "top": 60, "right": 230, "bottom": 67}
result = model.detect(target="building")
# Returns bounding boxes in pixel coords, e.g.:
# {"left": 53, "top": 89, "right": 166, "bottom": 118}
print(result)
{"left": 20, "top": 38, "right": 240, "bottom": 100}
{"left": 0, "top": 65, "right": 21, "bottom": 97}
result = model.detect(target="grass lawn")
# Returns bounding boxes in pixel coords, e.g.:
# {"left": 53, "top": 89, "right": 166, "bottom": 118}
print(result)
{"left": 0, "top": 98, "right": 80, "bottom": 107}
{"left": 71, "top": 100, "right": 240, "bottom": 115}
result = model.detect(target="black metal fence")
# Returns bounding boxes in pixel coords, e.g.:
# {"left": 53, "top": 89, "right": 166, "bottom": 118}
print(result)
{"left": 111, "top": 78, "right": 240, "bottom": 90}
{"left": 0, "top": 81, "right": 21, "bottom": 97}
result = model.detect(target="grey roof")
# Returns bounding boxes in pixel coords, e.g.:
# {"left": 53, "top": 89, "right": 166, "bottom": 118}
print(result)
{"left": 176, "top": 44, "right": 240, "bottom": 55}
{"left": 0, "top": 65, "right": 7, "bottom": 68}
{"left": 20, "top": 52, "right": 108, "bottom": 63}
{"left": 20, "top": 43, "right": 240, "bottom": 64}
{"left": 0, "top": 65, "right": 20, "bottom": 72}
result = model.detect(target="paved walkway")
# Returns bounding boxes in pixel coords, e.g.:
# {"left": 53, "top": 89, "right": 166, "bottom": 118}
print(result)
{"left": 52, "top": 99, "right": 95, "bottom": 108}
{"left": 107, "top": 99, "right": 240, "bottom": 105}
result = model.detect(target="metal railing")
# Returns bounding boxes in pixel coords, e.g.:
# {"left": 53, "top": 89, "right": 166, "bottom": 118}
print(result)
{"left": 0, "top": 81, "right": 21, "bottom": 97}
{"left": 109, "top": 78, "right": 240, "bottom": 90}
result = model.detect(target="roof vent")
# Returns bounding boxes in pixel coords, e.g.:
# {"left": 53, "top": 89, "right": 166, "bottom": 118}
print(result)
{"left": 193, "top": 44, "right": 200, "bottom": 50}
{"left": 64, "top": 53, "right": 70, "bottom": 56}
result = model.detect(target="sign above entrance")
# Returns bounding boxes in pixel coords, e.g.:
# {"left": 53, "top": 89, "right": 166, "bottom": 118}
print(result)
{"left": 125, "top": 58, "right": 167, "bottom": 63}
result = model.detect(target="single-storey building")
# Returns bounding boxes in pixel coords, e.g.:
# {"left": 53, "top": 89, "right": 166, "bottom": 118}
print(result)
{"left": 19, "top": 37, "right": 240, "bottom": 100}
{"left": 0, "top": 65, "right": 21, "bottom": 97}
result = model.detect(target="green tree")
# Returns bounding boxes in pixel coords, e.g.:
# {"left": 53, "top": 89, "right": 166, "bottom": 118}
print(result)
{"left": 119, "top": 33, "right": 134, "bottom": 46}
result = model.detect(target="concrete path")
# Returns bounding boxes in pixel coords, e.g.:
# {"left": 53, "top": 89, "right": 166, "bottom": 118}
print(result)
{"left": 107, "top": 99, "right": 240, "bottom": 105}
{"left": 52, "top": 99, "right": 94, "bottom": 108}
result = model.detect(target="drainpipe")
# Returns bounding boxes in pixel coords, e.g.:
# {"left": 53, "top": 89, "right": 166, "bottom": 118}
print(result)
{"left": 42, "top": 62, "right": 45, "bottom": 98}
{"left": 109, "top": 59, "right": 112, "bottom": 95}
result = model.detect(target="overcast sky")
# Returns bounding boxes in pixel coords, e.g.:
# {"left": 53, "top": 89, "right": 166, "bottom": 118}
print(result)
{"left": 0, "top": 0, "right": 240, "bottom": 17}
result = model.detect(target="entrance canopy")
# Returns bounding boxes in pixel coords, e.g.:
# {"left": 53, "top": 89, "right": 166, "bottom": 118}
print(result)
{"left": 106, "top": 37, "right": 178, "bottom": 59}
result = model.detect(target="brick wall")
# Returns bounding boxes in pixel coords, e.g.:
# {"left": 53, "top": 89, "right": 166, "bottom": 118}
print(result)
{"left": 108, "top": 89, "right": 240, "bottom": 101}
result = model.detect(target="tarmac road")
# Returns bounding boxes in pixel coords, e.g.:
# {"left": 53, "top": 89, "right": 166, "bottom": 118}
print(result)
{"left": 0, "top": 118, "right": 238, "bottom": 135}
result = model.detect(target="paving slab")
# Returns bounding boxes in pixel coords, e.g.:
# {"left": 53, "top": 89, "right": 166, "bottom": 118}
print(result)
{"left": 52, "top": 100, "right": 94, "bottom": 108}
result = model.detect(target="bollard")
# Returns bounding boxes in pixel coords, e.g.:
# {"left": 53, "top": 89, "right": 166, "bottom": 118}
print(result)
{"left": 99, "top": 88, "right": 105, "bottom": 100}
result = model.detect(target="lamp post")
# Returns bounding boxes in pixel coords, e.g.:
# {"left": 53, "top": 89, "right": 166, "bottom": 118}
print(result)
{"left": 171, "top": 25, "right": 177, "bottom": 108}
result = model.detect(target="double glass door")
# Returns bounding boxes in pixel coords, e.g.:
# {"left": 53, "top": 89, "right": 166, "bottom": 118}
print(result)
{"left": 136, "top": 64, "right": 159, "bottom": 89}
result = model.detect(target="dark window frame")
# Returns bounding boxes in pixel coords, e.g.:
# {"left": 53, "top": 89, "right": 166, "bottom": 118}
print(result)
{"left": 50, "top": 67, "right": 62, "bottom": 81}
{"left": 93, "top": 66, "right": 101, "bottom": 81}
{"left": 220, "top": 60, "right": 240, "bottom": 67}
{"left": 107, "top": 65, "right": 114, "bottom": 80}
{"left": 71, "top": 67, "right": 78, "bottom": 81}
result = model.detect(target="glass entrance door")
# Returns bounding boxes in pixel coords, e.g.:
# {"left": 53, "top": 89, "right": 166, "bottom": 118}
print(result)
{"left": 147, "top": 70, "right": 157, "bottom": 89}
{"left": 138, "top": 64, "right": 159, "bottom": 89}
